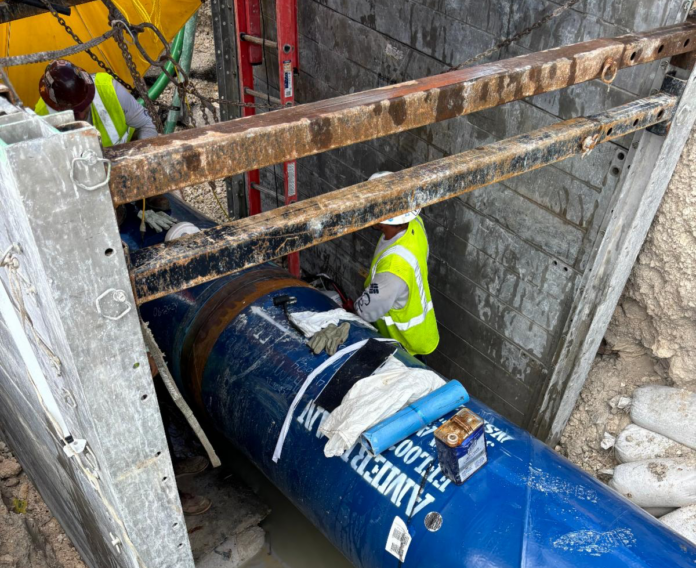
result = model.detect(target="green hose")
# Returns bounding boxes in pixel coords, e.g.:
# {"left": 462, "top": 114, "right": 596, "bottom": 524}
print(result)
{"left": 164, "top": 12, "right": 199, "bottom": 134}
{"left": 145, "top": 27, "right": 185, "bottom": 101}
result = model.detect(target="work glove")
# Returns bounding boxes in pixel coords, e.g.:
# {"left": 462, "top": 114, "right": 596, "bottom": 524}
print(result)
{"left": 138, "top": 210, "right": 178, "bottom": 233}
{"left": 308, "top": 322, "right": 350, "bottom": 356}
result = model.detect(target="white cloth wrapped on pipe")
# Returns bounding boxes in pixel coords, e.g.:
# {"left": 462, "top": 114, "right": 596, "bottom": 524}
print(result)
{"left": 318, "top": 355, "right": 445, "bottom": 458}
{"left": 288, "top": 308, "right": 375, "bottom": 338}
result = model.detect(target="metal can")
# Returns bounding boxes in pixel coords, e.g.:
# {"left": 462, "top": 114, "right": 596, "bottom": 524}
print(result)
{"left": 434, "top": 408, "right": 487, "bottom": 485}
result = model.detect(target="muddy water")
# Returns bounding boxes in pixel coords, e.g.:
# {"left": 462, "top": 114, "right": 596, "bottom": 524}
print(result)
{"left": 229, "top": 453, "right": 354, "bottom": 568}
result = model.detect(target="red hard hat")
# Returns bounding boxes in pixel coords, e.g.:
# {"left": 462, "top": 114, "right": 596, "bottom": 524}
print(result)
{"left": 39, "top": 60, "right": 95, "bottom": 113}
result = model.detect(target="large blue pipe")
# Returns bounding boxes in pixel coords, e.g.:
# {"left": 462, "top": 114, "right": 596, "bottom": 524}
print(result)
{"left": 126, "top": 198, "right": 696, "bottom": 568}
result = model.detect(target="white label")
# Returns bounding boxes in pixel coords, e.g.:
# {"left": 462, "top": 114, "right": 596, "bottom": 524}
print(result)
{"left": 456, "top": 433, "right": 487, "bottom": 482}
{"left": 287, "top": 161, "right": 296, "bottom": 197}
{"left": 457, "top": 433, "right": 485, "bottom": 470}
{"left": 283, "top": 60, "right": 293, "bottom": 98}
{"left": 385, "top": 516, "right": 411, "bottom": 562}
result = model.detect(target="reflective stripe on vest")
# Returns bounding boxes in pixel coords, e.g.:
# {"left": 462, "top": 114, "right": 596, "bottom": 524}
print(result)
{"left": 91, "top": 87, "right": 127, "bottom": 146}
{"left": 369, "top": 244, "right": 434, "bottom": 331}
{"left": 91, "top": 73, "right": 131, "bottom": 147}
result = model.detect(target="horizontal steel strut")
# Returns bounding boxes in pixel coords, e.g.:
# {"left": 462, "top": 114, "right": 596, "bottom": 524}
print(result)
{"left": 128, "top": 93, "right": 677, "bottom": 304}
{"left": 105, "top": 22, "right": 696, "bottom": 205}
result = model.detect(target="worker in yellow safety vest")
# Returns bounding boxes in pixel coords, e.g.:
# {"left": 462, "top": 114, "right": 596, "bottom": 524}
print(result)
{"left": 354, "top": 171, "right": 439, "bottom": 357}
{"left": 35, "top": 59, "right": 157, "bottom": 147}
{"left": 34, "top": 60, "right": 175, "bottom": 222}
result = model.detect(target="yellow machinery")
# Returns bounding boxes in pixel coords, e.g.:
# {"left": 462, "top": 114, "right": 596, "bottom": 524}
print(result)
{"left": 0, "top": 0, "right": 199, "bottom": 105}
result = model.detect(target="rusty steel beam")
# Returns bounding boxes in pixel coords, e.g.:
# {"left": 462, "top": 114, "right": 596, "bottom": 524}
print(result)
{"left": 105, "top": 22, "right": 696, "bottom": 205}
{"left": 128, "top": 94, "right": 676, "bottom": 304}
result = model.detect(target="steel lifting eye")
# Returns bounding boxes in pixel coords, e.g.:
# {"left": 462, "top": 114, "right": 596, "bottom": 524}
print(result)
{"left": 601, "top": 57, "right": 618, "bottom": 84}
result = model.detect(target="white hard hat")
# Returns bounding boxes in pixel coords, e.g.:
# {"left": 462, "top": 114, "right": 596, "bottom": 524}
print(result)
{"left": 368, "top": 171, "right": 421, "bottom": 226}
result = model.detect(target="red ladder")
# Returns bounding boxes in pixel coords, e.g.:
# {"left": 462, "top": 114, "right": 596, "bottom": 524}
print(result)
{"left": 233, "top": 0, "right": 300, "bottom": 276}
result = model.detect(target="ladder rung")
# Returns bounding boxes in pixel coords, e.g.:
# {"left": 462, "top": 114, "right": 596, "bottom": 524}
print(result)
{"left": 244, "top": 88, "right": 282, "bottom": 106}
{"left": 240, "top": 33, "right": 278, "bottom": 49}
{"left": 251, "top": 183, "right": 280, "bottom": 199}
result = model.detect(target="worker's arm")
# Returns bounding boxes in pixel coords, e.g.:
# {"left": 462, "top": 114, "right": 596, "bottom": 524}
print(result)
{"left": 354, "top": 272, "right": 409, "bottom": 323}
{"left": 113, "top": 80, "right": 158, "bottom": 140}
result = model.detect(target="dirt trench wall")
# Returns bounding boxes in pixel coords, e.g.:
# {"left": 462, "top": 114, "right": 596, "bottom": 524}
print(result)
{"left": 606, "top": 127, "right": 696, "bottom": 391}
{"left": 560, "top": 123, "right": 696, "bottom": 474}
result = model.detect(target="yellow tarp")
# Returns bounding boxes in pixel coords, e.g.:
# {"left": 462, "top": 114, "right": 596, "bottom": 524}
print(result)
{"left": 0, "top": 0, "right": 200, "bottom": 106}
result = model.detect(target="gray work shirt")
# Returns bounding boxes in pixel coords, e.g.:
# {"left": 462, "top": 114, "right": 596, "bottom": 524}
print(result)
{"left": 354, "top": 230, "right": 410, "bottom": 323}
{"left": 83, "top": 79, "right": 158, "bottom": 141}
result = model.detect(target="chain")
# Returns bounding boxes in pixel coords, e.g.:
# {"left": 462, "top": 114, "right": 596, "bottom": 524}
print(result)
{"left": 37, "top": 0, "right": 133, "bottom": 92}
{"left": 450, "top": 0, "right": 581, "bottom": 71}
{"left": 98, "top": 0, "right": 164, "bottom": 133}
{"left": 0, "top": 29, "right": 119, "bottom": 68}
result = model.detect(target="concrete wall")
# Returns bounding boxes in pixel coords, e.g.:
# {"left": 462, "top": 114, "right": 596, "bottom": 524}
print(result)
{"left": 253, "top": 0, "right": 683, "bottom": 427}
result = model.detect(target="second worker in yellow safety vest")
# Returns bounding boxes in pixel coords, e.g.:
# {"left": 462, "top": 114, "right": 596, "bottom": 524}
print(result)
{"left": 354, "top": 171, "right": 439, "bottom": 356}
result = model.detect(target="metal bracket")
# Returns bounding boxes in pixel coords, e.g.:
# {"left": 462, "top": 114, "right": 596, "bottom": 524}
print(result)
{"left": 648, "top": 74, "right": 687, "bottom": 135}
{"left": 95, "top": 288, "right": 132, "bottom": 321}
{"left": 62, "top": 435, "right": 87, "bottom": 457}
{"left": 70, "top": 150, "right": 111, "bottom": 192}
{"left": 109, "top": 533, "right": 122, "bottom": 555}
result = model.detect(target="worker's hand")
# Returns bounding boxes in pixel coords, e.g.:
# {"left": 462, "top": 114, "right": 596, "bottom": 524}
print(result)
{"left": 308, "top": 322, "right": 350, "bottom": 356}
{"left": 137, "top": 210, "right": 178, "bottom": 233}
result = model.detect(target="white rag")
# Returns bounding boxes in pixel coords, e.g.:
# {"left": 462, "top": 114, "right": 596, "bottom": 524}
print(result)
{"left": 318, "top": 355, "right": 445, "bottom": 457}
{"left": 289, "top": 308, "right": 375, "bottom": 338}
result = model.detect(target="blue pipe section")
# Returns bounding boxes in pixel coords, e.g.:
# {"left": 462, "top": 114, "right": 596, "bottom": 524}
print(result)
{"left": 126, "top": 197, "right": 696, "bottom": 568}
{"left": 362, "top": 381, "right": 469, "bottom": 456}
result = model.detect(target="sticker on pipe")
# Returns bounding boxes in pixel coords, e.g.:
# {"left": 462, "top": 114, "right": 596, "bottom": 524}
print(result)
{"left": 386, "top": 516, "right": 412, "bottom": 562}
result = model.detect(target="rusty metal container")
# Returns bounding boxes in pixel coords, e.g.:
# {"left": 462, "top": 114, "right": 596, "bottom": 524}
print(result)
{"left": 435, "top": 409, "right": 487, "bottom": 485}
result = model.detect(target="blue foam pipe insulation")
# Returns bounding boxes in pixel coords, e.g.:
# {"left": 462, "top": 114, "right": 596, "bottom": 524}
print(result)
{"left": 126, "top": 197, "right": 696, "bottom": 568}
{"left": 361, "top": 381, "right": 470, "bottom": 456}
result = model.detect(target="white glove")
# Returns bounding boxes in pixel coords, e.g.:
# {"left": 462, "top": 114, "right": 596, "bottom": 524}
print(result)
{"left": 137, "top": 210, "right": 178, "bottom": 233}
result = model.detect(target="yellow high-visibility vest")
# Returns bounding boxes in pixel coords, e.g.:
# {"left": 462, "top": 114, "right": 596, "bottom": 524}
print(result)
{"left": 35, "top": 73, "right": 134, "bottom": 147}
{"left": 365, "top": 216, "right": 440, "bottom": 355}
